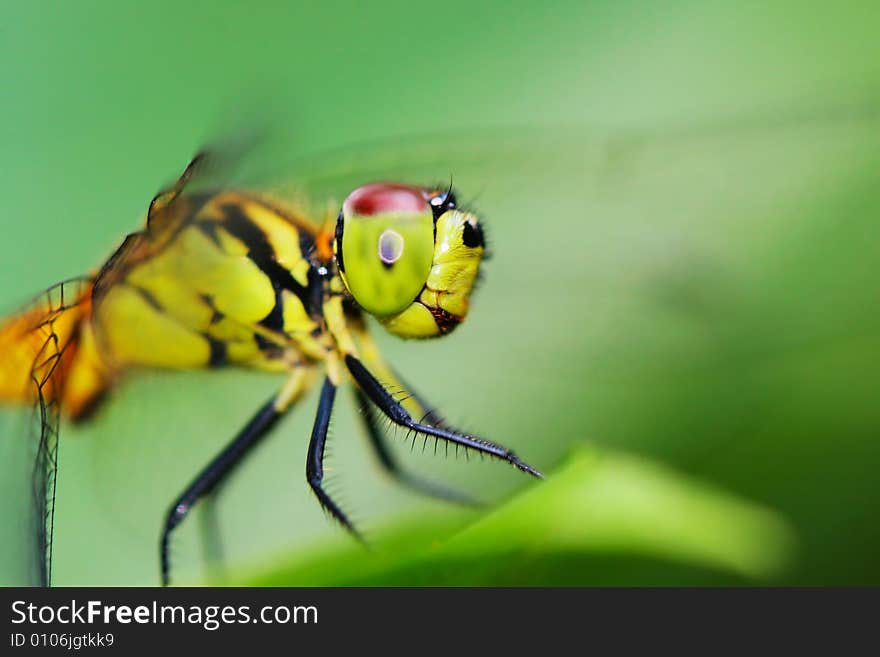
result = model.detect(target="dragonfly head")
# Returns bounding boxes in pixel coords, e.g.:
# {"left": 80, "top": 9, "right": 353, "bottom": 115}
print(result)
{"left": 334, "top": 182, "right": 485, "bottom": 338}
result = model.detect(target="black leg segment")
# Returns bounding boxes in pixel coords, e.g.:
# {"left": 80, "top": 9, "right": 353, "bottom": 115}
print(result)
{"left": 345, "top": 355, "right": 543, "bottom": 479}
{"left": 160, "top": 395, "right": 282, "bottom": 586}
{"left": 307, "top": 378, "right": 363, "bottom": 541}
{"left": 354, "top": 388, "right": 482, "bottom": 507}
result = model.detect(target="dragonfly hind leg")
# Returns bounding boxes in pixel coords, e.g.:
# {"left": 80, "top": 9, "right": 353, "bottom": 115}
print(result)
{"left": 353, "top": 388, "right": 483, "bottom": 507}
{"left": 160, "top": 367, "right": 309, "bottom": 586}
{"left": 160, "top": 396, "right": 282, "bottom": 586}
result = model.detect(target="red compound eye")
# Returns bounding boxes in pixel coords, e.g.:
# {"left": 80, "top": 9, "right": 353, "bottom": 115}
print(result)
{"left": 344, "top": 183, "right": 430, "bottom": 217}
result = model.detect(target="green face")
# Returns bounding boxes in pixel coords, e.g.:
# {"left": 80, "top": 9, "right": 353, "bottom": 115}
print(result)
{"left": 335, "top": 183, "right": 436, "bottom": 317}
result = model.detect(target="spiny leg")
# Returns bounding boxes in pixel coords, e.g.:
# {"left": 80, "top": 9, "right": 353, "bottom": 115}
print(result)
{"left": 390, "top": 367, "right": 450, "bottom": 429}
{"left": 160, "top": 368, "right": 308, "bottom": 586}
{"left": 353, "top": 388, "right": 482, "bottom": 507}
{"left": 346, "top": 319, "right": 481, "bottom": 503}
{"left": 307, "top": 377, "right": 363, "bottom": 541}
{"left": 160, "top": 397, "right": 281, "bottom": 586}
{"left": 345, "top": 355, "right": 543, "bottom": 478}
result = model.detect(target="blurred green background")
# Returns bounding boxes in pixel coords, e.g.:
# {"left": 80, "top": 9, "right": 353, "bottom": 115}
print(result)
{"left": 2, "top": 1, "right": 880, "bottom": 586}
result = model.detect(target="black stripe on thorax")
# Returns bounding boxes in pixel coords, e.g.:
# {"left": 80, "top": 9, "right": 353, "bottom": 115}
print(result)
{"left": 196, "top": 202, "right": 324, "bottom": 327}
{"left": 205, "top": 335, "right": 227, "bottom": 367}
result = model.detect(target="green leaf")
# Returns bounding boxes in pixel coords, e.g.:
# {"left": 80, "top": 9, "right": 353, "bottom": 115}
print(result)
{"left": 232, "top": 446, "right": 795, "bottom": 586}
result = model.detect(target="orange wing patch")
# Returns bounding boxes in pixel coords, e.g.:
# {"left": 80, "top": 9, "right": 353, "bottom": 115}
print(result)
{"left": 0, "top": 280, "right": 112, "bottom": 421}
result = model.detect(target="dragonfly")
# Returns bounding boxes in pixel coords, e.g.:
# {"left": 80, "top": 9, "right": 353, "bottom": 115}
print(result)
{"left": 0, "top": 143, "right": 544, "bottom": 587}
{"left": 3, "top": 94, "right": 879, "bottom": 587}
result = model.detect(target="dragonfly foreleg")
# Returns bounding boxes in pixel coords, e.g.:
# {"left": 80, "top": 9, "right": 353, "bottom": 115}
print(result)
{"left": 345, "top": 355, "right": 543, "bottom": 479}
{"left": 353, "top": 387, "right": 483, "bottom": 507}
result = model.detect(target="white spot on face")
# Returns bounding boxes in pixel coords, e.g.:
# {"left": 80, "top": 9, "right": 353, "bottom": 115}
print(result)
{"left": 378, "top": 229, "right": 405, "bottom": 264}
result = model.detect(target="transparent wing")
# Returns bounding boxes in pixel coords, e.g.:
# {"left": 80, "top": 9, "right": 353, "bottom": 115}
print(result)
{"left": 0, "top": 277, "right": 91, "bottom": 585}
{"left": 91, "top": 129, "right": 323, "bottom": 323}
{"left": 92, "top": 135, "right": 270, "bottom": 300}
